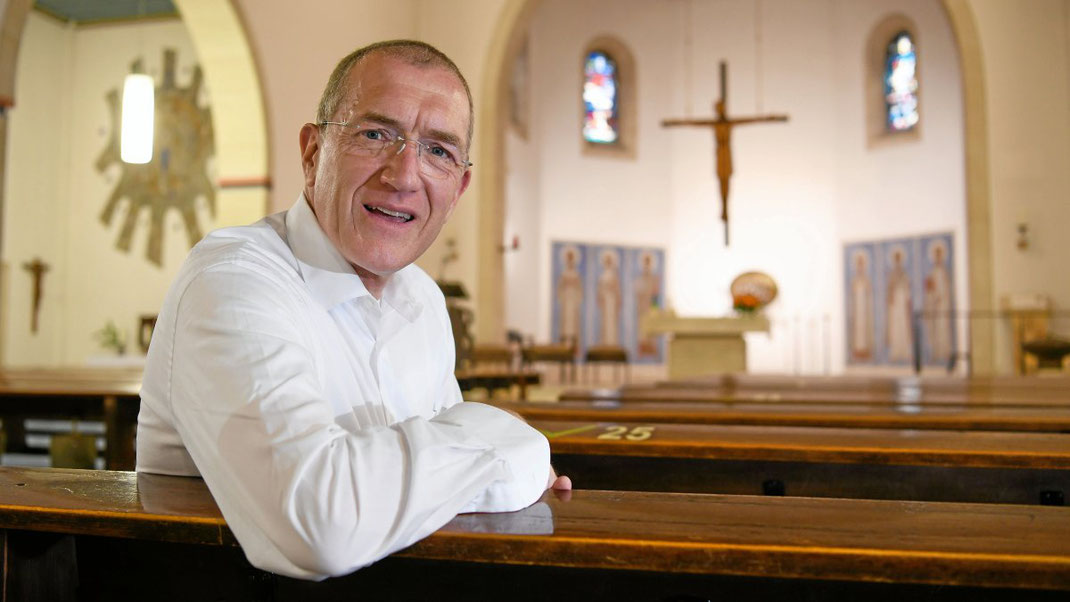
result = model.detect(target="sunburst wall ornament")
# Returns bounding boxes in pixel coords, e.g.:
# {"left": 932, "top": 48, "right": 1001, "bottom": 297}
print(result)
{"left": 96, "top": 48, "right": 215, "bottom": 267}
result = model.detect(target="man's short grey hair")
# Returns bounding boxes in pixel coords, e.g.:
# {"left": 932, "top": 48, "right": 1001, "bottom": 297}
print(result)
{"left": 316, "top": 40, "right": 474, "bottom": 151}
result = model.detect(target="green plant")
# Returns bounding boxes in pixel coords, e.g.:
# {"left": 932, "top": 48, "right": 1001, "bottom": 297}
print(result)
{"left": 94, "top": 320, "right": 128, "bottom": 355}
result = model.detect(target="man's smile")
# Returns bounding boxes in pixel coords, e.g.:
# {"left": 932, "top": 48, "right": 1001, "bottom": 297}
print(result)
{"left": 365, "top": 204, "right": 415, "bottom": 222}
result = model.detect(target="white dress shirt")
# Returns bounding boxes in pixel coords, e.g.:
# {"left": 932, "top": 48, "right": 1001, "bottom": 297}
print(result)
{"left": 136, "top": 195, "right": 549, "bottom": 580}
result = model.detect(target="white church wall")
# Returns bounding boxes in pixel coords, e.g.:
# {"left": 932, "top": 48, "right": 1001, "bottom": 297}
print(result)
{"left": 971, "top": 0, "right": 1070, "bottom": 374}
{"left": 832, "top": 0, "right": 967, "bottom": 374}
{"left": 503, "top": 126, "right": 542, "bottom": 339}
{"left": 526, "top": 0, "right": 678, "bottom": 345}
{"left": 666, "top": 0, "right": 842, "bottom": 374}
{"left": 516, "top": 0, "right": 964, "bottom": 374}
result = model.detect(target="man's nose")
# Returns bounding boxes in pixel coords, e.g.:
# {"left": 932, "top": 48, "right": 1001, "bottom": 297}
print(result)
{"left": 380, "top": 139, "right": 422, "bottom": 190}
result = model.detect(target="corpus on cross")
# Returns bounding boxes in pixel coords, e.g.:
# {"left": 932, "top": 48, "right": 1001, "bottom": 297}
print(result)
{"left": 661, "top": 61, "right": 788, "bottom": 245}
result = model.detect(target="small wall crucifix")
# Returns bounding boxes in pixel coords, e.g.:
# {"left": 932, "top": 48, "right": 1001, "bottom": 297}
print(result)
{"left": 662, "top": 61, "right": 789, "bottom": 245}
{"left": 22, "top": 257, "right": 50, "bottom": 334}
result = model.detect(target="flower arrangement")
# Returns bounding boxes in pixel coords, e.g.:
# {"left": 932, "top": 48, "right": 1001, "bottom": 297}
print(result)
{"left": 732, "top": 293, "right": 761, "bottom": 314}
{"left": 730, "top": 271, "right": 778, "bottom": 316}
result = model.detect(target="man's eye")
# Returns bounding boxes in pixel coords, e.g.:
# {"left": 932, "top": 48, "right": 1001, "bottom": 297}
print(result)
{"left": 427, "top": 145, "right": 455, "bottom": 161}
{"left": 361, "top": 129, "right": 385, "bottom": 141}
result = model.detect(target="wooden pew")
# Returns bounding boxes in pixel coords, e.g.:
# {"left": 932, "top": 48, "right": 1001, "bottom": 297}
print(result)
{"left": 561, "top": 385, "right": 1070, "bottom": 407}
{"left": 1, "top": 467, "right": 1068, "bottom": 601}
{"left": 0, "top": 373, "right": 140, "bottom": 470}
{"left": 0, "top": 367, "right": 541, "bottom": 471}
{"left": 659, "top": 373, "right": 1070, "bottom": 394}
{"left": 494, "top": 398, "right": 1070, "bottom": 432}
{"left": 0, "top": 367, "right": 144, "bottom": 383}
{"left": 524, "top": 418, "right": 1070, "bottom": 504}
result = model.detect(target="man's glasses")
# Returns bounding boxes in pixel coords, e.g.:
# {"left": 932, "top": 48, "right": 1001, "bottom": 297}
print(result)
{"left": 318, "top": 121, "right": 472, "bottom": 179}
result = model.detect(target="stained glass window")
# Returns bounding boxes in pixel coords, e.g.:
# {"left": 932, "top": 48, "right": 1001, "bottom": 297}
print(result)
{"left": 884, "top": 31, "right": 918, "bottom": 131}
{"left": 583, "top": 50, "right": 618, "bottom": 144}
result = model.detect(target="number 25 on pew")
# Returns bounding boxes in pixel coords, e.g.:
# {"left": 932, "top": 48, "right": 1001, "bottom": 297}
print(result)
{"left": 598, "top": 425, "right": 656, "bottom": 441}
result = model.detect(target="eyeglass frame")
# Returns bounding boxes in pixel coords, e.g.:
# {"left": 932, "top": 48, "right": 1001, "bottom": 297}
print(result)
{"left": 317, "top": 120, "right": 473, "bottom": 176}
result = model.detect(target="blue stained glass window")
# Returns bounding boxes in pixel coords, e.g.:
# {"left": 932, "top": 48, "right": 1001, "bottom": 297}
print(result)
{"left": 884, "top": 31, "right": 919, "bottom": 131}
{"left": 583, "top": 50, "right": 619, "bottom": 144}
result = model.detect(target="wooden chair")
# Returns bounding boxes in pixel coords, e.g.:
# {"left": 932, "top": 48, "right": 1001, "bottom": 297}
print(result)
{"left": 1002, "top": 293, "right": 1051, "bottom": 375}
{"left": 584, "top": 345, "right": 629, "bottom": 384}
{"left": 1022, "top": 337, "right": 1070, "bottom": 374}
{"left": 468, "top": 344, "right": 515, "bottom": 369}
{"left": 522, "top": 341, "right": 577, "bottom": 384}
{"left": 455, "top": 368, "right": 540, "bottom": 401}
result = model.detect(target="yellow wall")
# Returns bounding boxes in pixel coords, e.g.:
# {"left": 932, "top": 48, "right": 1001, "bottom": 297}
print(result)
{"left": 970, "top": 0, "right": 1070, "bottom": 371}
{"left": 2, "top": 13, "right": 212, "bottom": 365}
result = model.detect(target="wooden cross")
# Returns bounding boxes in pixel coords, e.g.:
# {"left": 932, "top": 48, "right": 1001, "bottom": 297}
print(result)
{"left": 22, "top": 257, "right": 49, "bottom": 334}
{"left": 662, "top": 61, "right": 789, "bottom": 245}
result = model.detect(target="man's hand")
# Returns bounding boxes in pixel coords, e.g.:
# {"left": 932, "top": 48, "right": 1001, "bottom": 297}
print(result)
{"left": 547, "top": 466, "right": 572, "bottom": 491}
{"left": 491, "top": 404, "right": 571, "bottom": 491}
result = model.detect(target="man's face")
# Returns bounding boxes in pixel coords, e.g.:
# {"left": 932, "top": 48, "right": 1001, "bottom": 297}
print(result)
{"left": 300, "top": 54, "right": 471, "bottom": 279}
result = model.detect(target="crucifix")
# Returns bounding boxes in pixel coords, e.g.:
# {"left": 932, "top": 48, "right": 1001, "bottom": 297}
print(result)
{"left": 661, "top": 61, "right": 789, "bottom": 245}
{"left": 22, "top": 257, "right": 49, "bottom": 334}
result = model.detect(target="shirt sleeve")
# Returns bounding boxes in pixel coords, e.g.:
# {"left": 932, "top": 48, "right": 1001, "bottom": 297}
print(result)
{"left": 165, "top": 265, "right": 549, "bottom": 580}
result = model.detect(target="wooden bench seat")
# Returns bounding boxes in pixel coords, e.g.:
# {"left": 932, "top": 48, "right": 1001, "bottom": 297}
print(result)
{"left": 659, "top": 373, "right": 1070, "bottom": 393}
{"left": 0, "top": 367, "right": 144, "bottom": 385}
{"left": 0, "top": 467, "right": 1068, "bottom": 600}
{"left": 529, "top": 419, "right": 1070, "bottom": 469}
{"left": 561, "top": 386, "right": 1070, "bottom": 407}
{"left": 522, "top": 418, "right": 1070, "bottom": 504}
{"left": 0, "top": 377, "right": 140, "bottom": 470}
{"left": 494, "top": 398, "right": 1070, "bottom": 432}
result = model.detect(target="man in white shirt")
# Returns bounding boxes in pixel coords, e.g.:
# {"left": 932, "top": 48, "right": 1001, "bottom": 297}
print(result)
{"left": 136, "top": 40, "right": 569, "bottom": 581}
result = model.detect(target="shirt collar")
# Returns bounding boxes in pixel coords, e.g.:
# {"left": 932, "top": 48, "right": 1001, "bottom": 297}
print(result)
{"left": 285, "top": 194, "right": 423, "bottom": 322}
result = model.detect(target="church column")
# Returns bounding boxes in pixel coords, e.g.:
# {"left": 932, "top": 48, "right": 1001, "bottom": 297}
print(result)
{"left": 476, "top": 0, "right": 537, "bottom": 343}
{"left": 942, "top": 0, "right": 995, "bottom": 375}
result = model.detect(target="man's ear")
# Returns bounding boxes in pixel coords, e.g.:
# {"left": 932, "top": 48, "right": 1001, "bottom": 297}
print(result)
{"left": 299, "top": 123, "right": 321, "bottom": 189}
{"left": 445, "top": 168, "right": 472, "bottom": 221}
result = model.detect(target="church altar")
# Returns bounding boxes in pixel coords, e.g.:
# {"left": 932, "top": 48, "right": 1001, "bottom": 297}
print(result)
{"left": 642, "top": 310, "right": 770, "bottom": 378}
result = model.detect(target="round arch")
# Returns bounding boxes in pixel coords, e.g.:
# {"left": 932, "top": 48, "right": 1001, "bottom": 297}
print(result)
{"left": 168, "top": 0, "right": 270, "bottom": 223}
{"left": 477, "top": 0, "right": 995, "bottom": 373}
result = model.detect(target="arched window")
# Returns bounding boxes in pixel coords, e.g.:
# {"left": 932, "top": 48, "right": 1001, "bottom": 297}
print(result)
{"left": 580, "top": 36, "right": 635, "bottom": 158}
{"left": 865, "top": 15, "right": 920, "bottom": 146}
{"left": 884, "top": 31, "right": 919, "bottom": 131}
{"left": 583, "top": 50, "right": 619, "bottom": 144}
